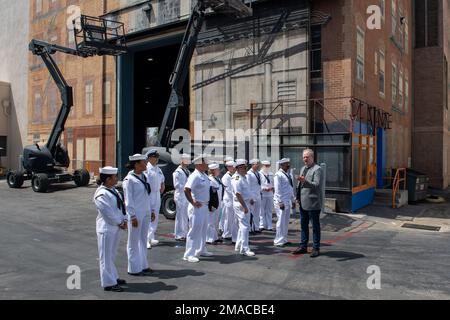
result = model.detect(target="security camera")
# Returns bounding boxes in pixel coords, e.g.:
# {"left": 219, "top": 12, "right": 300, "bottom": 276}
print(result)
{"left": 400, "top": 17, "right": 406, "bottom": 25}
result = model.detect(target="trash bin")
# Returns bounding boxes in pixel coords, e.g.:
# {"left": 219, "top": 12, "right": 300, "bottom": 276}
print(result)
{"left": 406, "top": 169, "right": 428, "bottom": 202}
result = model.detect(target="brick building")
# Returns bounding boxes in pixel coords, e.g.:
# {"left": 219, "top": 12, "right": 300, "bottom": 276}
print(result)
{"left": 413, "top": 0, "right": 450, "bottom": 188}
{"left": 25, "top": 0, "right": 442, "bottom": 211}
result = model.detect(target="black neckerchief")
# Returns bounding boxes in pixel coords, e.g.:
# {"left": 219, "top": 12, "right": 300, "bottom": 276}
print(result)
{"left": 252, "top": 170, "right": 261, "bottom": 185}
{"left": 214, "top": 176, "right": 225, "bottom": 200}
{"left": 281, "top": 170, "right": 293, "bottom": 188}
{"left": 262, "top": 172, "right": 271, "bottom": 184}
{"left": 103, "top": 187, "right": 127, "bottom": 216}
{"left": 132, "top": 173, "right": 151, "bottom": 195}
{"left": 180, "top": 166, "right": 190, "bottom": 178}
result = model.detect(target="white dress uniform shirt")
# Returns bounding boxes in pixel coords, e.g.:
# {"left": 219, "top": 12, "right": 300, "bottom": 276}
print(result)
{"left": 123, "top": 171, "right": 152, "bottom": 220}
{"left": 94, "top": 186, "right": 127, "bottom": 233}
{"left": 123, "top": 170, "right": 152, "bottom": 274}
{"left": 184, "top": 169, "right": 210, "bottom": 204}
{"left": 94, "top": 185, "right": 127, "bottom": 288}
{"left": 173, "top": 166, "right": 190, "bottom": 239}
{"left": 274, "top": 169, "right": 295, "bottom": 206}
{"left": 183, "top": 169, "right": 211, "bottom": 259}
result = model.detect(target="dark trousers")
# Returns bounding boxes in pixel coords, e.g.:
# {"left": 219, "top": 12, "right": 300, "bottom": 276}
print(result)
{"left": 300, "top": 208, "right": 321, "bottom": 250}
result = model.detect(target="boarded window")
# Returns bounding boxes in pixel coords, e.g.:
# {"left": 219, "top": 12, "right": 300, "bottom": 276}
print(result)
{"left": 85, "top": 82, "right": 94, "bottom": 115}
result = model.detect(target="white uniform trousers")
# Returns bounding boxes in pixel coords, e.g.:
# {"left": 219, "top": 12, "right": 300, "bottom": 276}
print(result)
{"left": 206, "top": 206, "right": 220, "bottom": 243}
{"left": 273, "top": 201, "right": 292, "bottom": 246}
{"left": 260, "top": 196, "right": 274, "bottom": 230}
{"left": 174, "top": 196, "right": 189, "bottom": 239}
{"left": 234, "top": 203, "right": 251, "bottom": 254}
{"left": 221, "top": 204, "right": 235, "bottom": 239}
{"left": 184, "top": 203, "right": 209, "bottom": 258}
{"left": 97, "top": 228, "right": 120, "bottom": 288}
{"left": 249, "top": 196, "right": 261, "bottom": 232}
{"left": 127, "top": 214, "right": 151, "bottom": 273}
{"left": 148, "top": 195, "right": 161, "bottom": 241}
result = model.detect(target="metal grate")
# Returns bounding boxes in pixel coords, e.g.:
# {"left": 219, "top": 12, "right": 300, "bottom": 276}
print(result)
{"left": 401, "top": 223, "right": 441, "bottom": 232}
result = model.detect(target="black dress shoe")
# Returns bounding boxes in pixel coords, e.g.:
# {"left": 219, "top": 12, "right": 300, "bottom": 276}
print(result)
{"left": 232, "top": 242, "right": 236, "bottom": 245}
{"left": 292, "top": 247, "right": 308, "bottom": 255}
{"left": 128, "top": 272, "right": 143, "bottom": 276}
{"left": 285, "top": 241, "right": 292, "bottom": 245}
{"left": 116, "top": 279, "right": 127, "bottom": 285}
{"left": 141, "top": 268, "right": 153, "bottom": 275}
{"left": 104, "top": 284, "right": 123, "bottom": 292}
{"left": 223, "top": 237, "right": 232, "bottom": 241}
{"left": 214, "top": 239, "right": 223, "bottom": 243}
{"left": 310, "top": 249, "right": 320, "bottom": 258}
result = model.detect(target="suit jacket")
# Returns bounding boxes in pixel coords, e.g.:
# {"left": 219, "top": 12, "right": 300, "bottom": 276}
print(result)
{"left": 296, "top": 164, "right": 323, "bottom": 211}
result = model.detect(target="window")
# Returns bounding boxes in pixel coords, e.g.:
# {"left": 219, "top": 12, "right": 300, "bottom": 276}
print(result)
{"left": 405, "top": 75, "right": 409, "bottom": 113}
{"left": 404, "top": 21, "right": 409, "bottom": 53}
{"left": 310, "top": 25, "right": 322, "bottom": 79}
{"left": 85, "top": 82, "right": 94, "bottom": 115}
{"left": 445, "top": 56, "right": 448, "bottom": 110}
{"left": 33, "top": 92, "right": 42, "bottom": 123}
{"left": 48, "top": 87, "right": 58, "bottom": 121}
{"left": 398, "top": 69, "right": 404, "bottom": 109}
{"left": 391, "top": 0, "right": 397, "bottom": 37}
{"left": 392, "top": 63, "right": 397, "bottom": 106}
{"left": 356, "top": 27, "right": 365, "bottom": 82}
{"left": 33, "top": 134, "right": 41, "bottom": 145}
{"left": 36, "top": 0, "right": 43, "bottom": 14}
{"left": 380, "top": 0, "right": 385, "bottom": 21}
{"left": 352, "top": 134, "right": 376, "bottom": 190}
{"left": 415, "top": 0, "right": 439, "bottom": 48}
{"left": 379, "top": 51, "right": 385, "bottom": 96}
{"left": 103, "top": 80, "right": 111, "bottom": 115}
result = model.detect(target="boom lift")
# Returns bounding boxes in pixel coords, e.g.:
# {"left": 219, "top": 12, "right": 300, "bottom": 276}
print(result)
{"left": 7, "top": 15, "right": 127, "bottom": 192}
{"left": 157, "top": 0, "right": 253, "bottom": 148}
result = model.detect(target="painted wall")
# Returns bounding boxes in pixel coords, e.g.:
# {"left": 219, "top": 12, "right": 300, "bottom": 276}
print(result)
{"left": 0, "top": 0, "right": 30, "bottom": 170}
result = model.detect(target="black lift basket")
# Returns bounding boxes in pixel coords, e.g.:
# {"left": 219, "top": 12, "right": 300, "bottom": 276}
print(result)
{"left": 73, "top": 15, "right": 127, "bottom": 56}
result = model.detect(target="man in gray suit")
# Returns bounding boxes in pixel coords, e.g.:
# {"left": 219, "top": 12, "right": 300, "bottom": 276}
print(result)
{"left": 293, "top": 149, "right": 323, "bottom": 258}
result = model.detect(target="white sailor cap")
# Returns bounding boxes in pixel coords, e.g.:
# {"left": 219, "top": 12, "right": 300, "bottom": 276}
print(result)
{"left": 224, "top": 156, "right": 234, "bottom": 162}
{"left": 208, "top": 163, "right": 220, "bottom": 170}
{"left": 234, "top": 159, "right": 247, "bottom": 167}
{"left": 181, "top": 153, "right": 191, "bottom": 160}
{"left": 129, "top": 154, "right": 147, "bottom": 161}
{"left": 146, "top": 149, "right": 160, "bottom": 158}
{"left": 99, "top": 166, "right": 118, "bottom": 175}
{"left": 249, "top": 159, "right": 260, "bottom": 165}
{"left": 278, "top": 158, "right": 291, "bottom": 164}
{"left": 193, "top": 154, "right": 208, "bottom": 164}
{"left": 261, "top": 160, "right": 271, "bottom": 166}
{"left": 225, "top": 161, "right": 236, "bottom": 167}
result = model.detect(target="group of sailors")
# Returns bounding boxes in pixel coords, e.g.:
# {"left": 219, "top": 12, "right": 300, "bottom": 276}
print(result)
{"left": 93, "top": 149, "right": 323, "bottom": 292}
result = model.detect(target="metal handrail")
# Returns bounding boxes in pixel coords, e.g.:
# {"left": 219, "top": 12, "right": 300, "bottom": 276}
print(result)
{"left": 392, "top": 168, "right": 406, "bottom": 208}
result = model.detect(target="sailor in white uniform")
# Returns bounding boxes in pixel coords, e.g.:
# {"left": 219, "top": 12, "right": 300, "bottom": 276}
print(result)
{"left": 183, "top": 155, "right": 212, "bottom": 263}
{"left": 219, "top": 156, "right": 234, "bottom": 233}
{"left": 123, "top": 154, "right": 155, "bottom": 276}
{"left": 221, "top": 161, "right": 237, "bottom": 242}
{"left": 94, "top": 166, "right": 128, "bottom": 292}
{"left": 146, "top": 149, "right": 165, "bottom": 248}
{"left": 273, "top": 158, "right": 296, "bottom": 247}
{"left": 231, "top": 159, "right": 256, "bottom": 256}
{"left": 247, "top": 159, "right": 262, "bottom": 233}
{"left": 173, "top": 153, "right": 191, "bottom": 241}
{"left": 260, "top": 160, "right": 274, "bottom": 231}
{"left": 206, "top": 163, "right": 224, "bottom": 244}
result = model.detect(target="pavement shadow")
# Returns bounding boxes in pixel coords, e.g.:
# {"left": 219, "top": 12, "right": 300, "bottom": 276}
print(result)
{"left": 321, "top": 250, "right": 365, "bottom": 262}
{"left": 123, "top": 281, "right": 177, "bottom": 294}
{"left": 151, "top": 269, "right": 205, "bottom": 279}
{"left": 201, "top": 254, "right": 258, "bottom": 265}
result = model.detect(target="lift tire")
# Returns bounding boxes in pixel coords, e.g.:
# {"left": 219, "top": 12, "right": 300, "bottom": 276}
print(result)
{"left": 32, "top": 173, "right": 50, "bottom": 193}
{"left": 74, "top": 169, "right": 90, "bottom": 187}
{"left": 6, "top": 171, "right": 25, "bottom": 189}
{"left": 161, "top": 190, "right": 176, "bottom": 220}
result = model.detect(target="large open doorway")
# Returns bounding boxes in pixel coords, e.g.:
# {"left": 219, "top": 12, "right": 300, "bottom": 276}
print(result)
{"left": 133, "top": 42, "right": 190, "bottom": 153}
